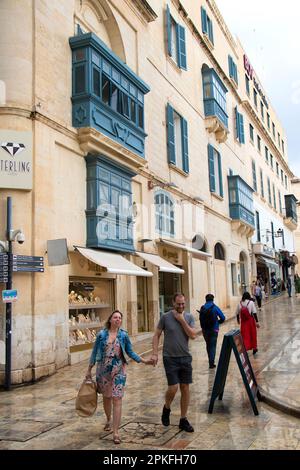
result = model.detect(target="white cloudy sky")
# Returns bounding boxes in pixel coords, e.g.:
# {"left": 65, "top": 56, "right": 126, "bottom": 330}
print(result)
{"left": 216, "top": 0, "right": 300, "bottom": 177}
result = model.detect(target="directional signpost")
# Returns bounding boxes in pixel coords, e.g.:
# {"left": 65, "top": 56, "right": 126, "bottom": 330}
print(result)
{"left": 1, "top": 197, "right": 45, "bottom": 390}
{"left": 0, "top": 253, "right": 8, "bottom": 283}
{"left": 10, "top": 255, "right": 44, "bottom": 272}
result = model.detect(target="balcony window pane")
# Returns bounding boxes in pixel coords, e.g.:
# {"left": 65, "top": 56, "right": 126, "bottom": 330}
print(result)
{"left": 130, "top": 100, "right": 136, "bottom": 124}
{"left": 75, "top": 49, "right": 85, "bottom": 61}
{"left": 111, "top": 83, "right": 118, "bottom": 111}
{"left": 93, "top": 68, "right": 100, "bottom": 97}
{"left": 138, "top": 105, "right": 144, "bottom": 128}
{"left": 75, "top": 65, "right": 85, "bottom": 94}
{"left": 102, "top": 74, "right": 110, "bottom": 105}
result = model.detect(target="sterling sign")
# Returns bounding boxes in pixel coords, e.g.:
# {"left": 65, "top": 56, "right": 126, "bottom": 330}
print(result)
{"left": 244, "top": 55, "right": 269, "bottom": 109}
{"left": 0, "top": 130, "right": 32, "bottom": 190}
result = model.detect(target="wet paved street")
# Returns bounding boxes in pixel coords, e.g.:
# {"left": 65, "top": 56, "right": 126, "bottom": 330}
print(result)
{"left": 0, "top": 293, "right": 300, "bottom": 450}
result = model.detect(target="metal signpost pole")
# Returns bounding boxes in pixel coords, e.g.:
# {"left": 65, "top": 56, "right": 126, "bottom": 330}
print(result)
{"left": 5, "top": 197, "right": 13, "bottom": 391}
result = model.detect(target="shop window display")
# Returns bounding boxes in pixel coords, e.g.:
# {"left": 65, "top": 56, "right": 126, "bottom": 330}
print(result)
{"left": 68, "top": 279, "right": 113, "bottom": 352}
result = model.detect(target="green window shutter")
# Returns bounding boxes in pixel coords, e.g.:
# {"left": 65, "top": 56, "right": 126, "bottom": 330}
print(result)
{"left": 166, "top": 5, "right": 172, "bottom": 56}
{"left": 181, "top": 117, "right": 189, "bottom": 173}
{"left": 208, "top": 144, "right": 216, "bottom": 193}
{"left": 208, "top": 18, "right": 214, "bottom": 44}
{"left": 177, "top": 24, "right": 187, "bottom": 70}
{"left": 218, "top": 152, "right": 223, "bottom": 197}
{"left": 235, "top": 63, "right": 238, "bottom": 85}
{"left": 239, "top": 113, "right": 245, "bottom": 144}
{"left": 201, "top": 6, "right": 208, "bottom": 34}
{"left": 228, "top": 55, "right": 233, "bottom": 78}
{"left": 166, "top": 104, "right": 176, "bottom": 165}
{"left": 235, "top": 106, "right": 240, "bottom": 140}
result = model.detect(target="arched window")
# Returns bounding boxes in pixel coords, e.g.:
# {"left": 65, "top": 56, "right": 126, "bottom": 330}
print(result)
{"left": 155, "top": 191, "right": 175, "bottom": 237}
{"left": 214, "top": 243, "right": 225, "bottom": 260}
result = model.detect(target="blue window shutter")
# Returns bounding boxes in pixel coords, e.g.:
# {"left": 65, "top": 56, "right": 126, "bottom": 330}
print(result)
{"left": 181, "top": 117, "right": 189, "bottom": 173}
{"left": 235, "top": 106, "right": 240, "bottom": 140}
{"left": 177, "top": 24, "right": 187, "bottom": 70}
{"left": 208, "top": 144, "right": 215, "bottom": 193}
{"left": 218, "top": 152, "right": 223, "bottom": 198}
{"left": 167, "top": 104, "right": 176, "bottom": 165}
{"left": 201, "top": 6, "right": 208, "bottom": 34}
{"left": 166, "top": 5, "right": 172, "bottom": 56}
{"left": 234, "top": 63, "right": 238, "bottom": 85}
{"left": 239, "top": 113, "right": 245, "bottom": 144}
{"left": 208, "top": 18, "right": 214, "bottom": 44}
{"left": 228, "top": 55, "right": 233, "bottom": 78}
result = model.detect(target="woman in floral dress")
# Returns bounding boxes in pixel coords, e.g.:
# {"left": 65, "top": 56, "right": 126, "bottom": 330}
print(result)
{"left": 85, "top": 310, "right": 153, "bottom": 444}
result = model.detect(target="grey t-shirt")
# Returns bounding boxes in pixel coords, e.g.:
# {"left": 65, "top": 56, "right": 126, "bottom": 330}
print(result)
{"left": 157, "top": 310, "right": 195, "bottom": 357}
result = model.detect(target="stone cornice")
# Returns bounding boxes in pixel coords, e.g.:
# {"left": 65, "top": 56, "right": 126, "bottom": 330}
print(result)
{"left": 207, "top": 0, "right": 238, "bottom": 53}
{"left": 124, "top": 0, "right": 158, "bottom": 23}
{"left": 0, "top": 106, "right": 78, "bottom": 141}
{"left": 242, "top": 101, "right": 293, "bottom": 178}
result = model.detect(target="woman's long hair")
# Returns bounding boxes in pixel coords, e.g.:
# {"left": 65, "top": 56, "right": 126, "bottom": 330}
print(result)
{"left": 105, "top": 310, "right": 123, "bottom": 330}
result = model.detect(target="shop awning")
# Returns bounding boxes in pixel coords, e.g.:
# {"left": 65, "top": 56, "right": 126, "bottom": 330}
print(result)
{"left": 256, "top": 256, "right": 278, "bottom": 271}
{"left": 158, "top": 239, "right": 212, "bottom": 259}
{"left": 74, "top": 247, "right": 153, "bottom": 277}
{"left": 135, "top": 252, "right": 185, "bottom": 274}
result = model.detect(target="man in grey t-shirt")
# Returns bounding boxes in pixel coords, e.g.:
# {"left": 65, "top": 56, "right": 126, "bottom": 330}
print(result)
{"left": 151, "top": 293, "right": 196, "bottom": 432}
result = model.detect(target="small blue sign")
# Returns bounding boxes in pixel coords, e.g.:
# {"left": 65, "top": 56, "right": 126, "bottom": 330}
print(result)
{"left": 2, "top": 289, "right": 18, "bottom": 303}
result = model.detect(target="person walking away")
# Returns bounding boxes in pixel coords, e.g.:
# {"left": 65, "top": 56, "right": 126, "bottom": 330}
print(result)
{"left": 254, "top": 282, "right": 262, "bottom": 310}
{"left": 295, "top": 274, "right": 300, "bottom": 297}
{"left": 151, "top": 293, "right": 197, "bottom": 432}
{"left": 287, "top": 276, "right": 292, "bottom": 298}
{"left": 85, "top": 310, "right": 153, "bottom": 444}
{"left": 236, "top": 292, "right": 260, "bottom": 355}
{"left": 198, "top": 294, "right": 225, "bottom": 369}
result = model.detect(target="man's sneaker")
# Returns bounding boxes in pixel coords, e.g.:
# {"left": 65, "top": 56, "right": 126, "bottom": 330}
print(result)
{"left": 179, "top": 417, "right": 194, "bottom": 432}
{"left": 209, "top": 363, "right": 216, "bottom": 369}
{"left": 161, "top": 405, "right": 171, "bottom": 426}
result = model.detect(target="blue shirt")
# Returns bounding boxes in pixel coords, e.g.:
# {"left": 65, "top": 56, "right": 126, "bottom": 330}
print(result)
{"left": 202, "top": 301, "right": 226, "bottom": 332}
{"left": 89, "top": 328, "right": 141, "bottom": 366}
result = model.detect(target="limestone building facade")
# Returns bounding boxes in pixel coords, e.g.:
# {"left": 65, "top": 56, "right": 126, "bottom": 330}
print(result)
{"left": 0, "top": 0, "right": 297, "bottom": 384}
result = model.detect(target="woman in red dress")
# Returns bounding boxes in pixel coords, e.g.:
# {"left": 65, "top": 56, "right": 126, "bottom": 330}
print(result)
{"left": 236, "top": 292, "right": 260, "bottom": 354}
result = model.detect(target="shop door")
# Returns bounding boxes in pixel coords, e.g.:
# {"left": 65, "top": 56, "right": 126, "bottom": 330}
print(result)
{"left": 137, "top": 277, "right": 148, "bottom": 332}
{"left": 159, "top": 271, "right": 182, "bottom": 316}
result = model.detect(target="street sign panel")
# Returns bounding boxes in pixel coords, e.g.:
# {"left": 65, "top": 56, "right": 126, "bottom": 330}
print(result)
{"left": 11, "top": 260, "right": 44, "bottom": 267}
{"left": 12, "top": 266, "right": 44, "bottom": 273}
{"left": 2, "top": 289, "right": 18, "bottom": 303}
{"left": 11, "top": 255, "right": 44, "bottom": 262}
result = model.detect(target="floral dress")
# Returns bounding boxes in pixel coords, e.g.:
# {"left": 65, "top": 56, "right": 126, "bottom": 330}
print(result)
{"left": 96, "top": 337, "right": 126, "bottom": 398}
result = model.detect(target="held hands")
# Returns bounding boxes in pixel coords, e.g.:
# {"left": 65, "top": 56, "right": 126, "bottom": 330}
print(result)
{"left": 141, "top": 357, "right": 156, "bottom": 366}
{"left": 150, "top": 354, "right": 158, "bottom": 366}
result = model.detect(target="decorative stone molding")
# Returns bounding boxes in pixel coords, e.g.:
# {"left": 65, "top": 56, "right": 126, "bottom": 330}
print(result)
{"left": 125, "top": 0, "right": 158, "bottom": 23}
{"left": 231, "top": 220, "right": 255, "bottom": 238}
{"left": 204, "top": 116, "right": 229, "bottom": 143}
{"left": 77, "top": 127, "right": 147, "bottom": 171}
{"left": 283, "top": 217, "right": 297, "bottom": 231}
{"left": 202, "top": 33, "right": 214, "bottom": 52}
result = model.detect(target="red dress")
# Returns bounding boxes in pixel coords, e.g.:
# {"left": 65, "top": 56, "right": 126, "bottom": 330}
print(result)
{"left": 239, "top": 301, "right": 257, "bottom": 351}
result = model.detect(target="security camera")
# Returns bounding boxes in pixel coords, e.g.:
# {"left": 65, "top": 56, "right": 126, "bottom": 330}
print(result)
{"left": 8, "top": 228, "right": 25, "bottom": 244}
{"left": 16, "top": 231, "right": 25, "bottom": 244}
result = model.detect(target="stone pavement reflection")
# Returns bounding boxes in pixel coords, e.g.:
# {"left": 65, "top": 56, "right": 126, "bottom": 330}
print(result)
{"left": 0, "top": 293, "right": 300, "bottom": 450}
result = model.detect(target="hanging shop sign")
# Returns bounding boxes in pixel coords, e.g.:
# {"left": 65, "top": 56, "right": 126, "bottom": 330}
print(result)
{"left": 0, "top": 130, "right": 32, "bottom": 190}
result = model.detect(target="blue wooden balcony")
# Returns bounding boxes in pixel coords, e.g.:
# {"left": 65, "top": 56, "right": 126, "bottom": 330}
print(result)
{"left": 228, "top": 175, "right": 255, "bottom": 228}
{"left": 70, "top": 33, "right": 150, "bottom": 159}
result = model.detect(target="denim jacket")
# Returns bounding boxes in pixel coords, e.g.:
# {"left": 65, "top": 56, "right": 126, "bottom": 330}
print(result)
{"left": 89, "top": 328, "right": 141, "bottom": 366}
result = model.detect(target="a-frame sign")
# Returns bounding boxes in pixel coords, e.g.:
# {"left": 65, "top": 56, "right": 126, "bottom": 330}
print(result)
{"left": 208, "top": 329, "right": 262, "bottom": 416}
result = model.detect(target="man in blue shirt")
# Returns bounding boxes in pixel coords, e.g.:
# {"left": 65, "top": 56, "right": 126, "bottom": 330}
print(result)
{"left": 198, "top": 294, "right": 225, "bottom": 369}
